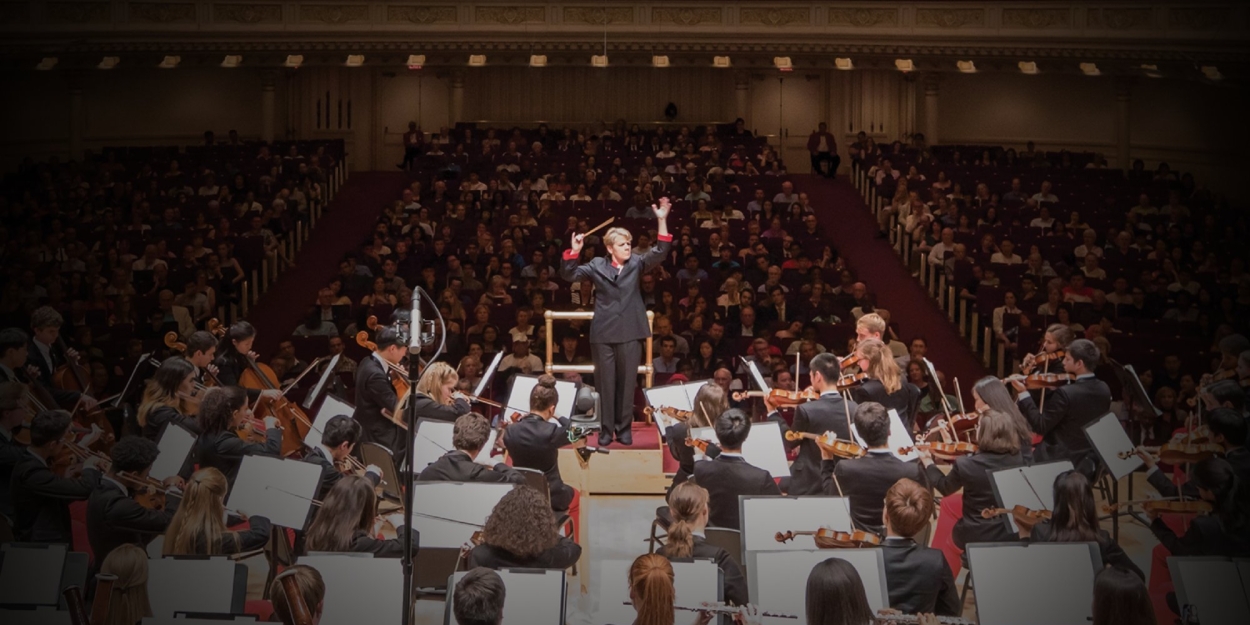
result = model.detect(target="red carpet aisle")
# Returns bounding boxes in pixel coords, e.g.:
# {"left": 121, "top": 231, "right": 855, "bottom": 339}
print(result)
{"left": 248, "top": 171, "right": 410, "bottom": 357}
{"left": 802, "top": 175, "right": 988, "bottom": 397}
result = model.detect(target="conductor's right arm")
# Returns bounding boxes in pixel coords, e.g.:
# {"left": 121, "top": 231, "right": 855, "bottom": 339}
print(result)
{"left": 559, "top": 233, "right": 592, "bottom": 283}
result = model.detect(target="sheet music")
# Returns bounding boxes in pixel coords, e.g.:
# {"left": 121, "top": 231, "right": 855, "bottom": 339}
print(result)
{"left": 741, "top": 496, "right": 854, "bottom": 552}
{"left": 409, "top": 482, "right": 513, "bottom": 548}
{"left": 645, "top": 380, "right": 708, "bottom": 433}
{"left": 691, "top": 420, "right": 790, "bottom": 477}
{"left": 225, "top": 456, "right": 322, "bottom": 530}
{"left": 746, "top": 359, "right": 772, "bottom": 394}
{"left": 969, "top": 543, "right": 1097, "bottom": 625}
{"left": 147, "top": 558, "right": 241, "bottom": 618}
{"left": 450, "top": 568, "right": 567, "bottom": 625}
{"left": 411, "top": 418, "right": 495, "bottom": 471}
{"left": 597, "top": 559, "right": 718, "bottom": 625}
{"left": 1170, "top": 557, "right": 1250, "bottom": 625}
{"left": 750, "top": 550, "right": 888, "bottom": 624}
{"left": 850, "top": 409, "right": 918, "bottom": 462}
{"left": 503, "top": 374, "right": 578, "bottom": 422}
{"left": 151, "top": 423, "right": 196, "bottom": 482}
{"left": 474, "top": 351, "right": 505, "bottom": 398}
{"left": 302, "top": 353, "right": 341, "bottom": 410}
{"left": 304, "top": 393, "right": 354, "bottom": 449}
{"left": 0, "top": 543, "right": 68, "bottom": 606}
{"left": 1084, "top": 412, "right": 1143, "bottom": 481}
{"left": 300, "top": 555, "right": 403, "bottom": 625}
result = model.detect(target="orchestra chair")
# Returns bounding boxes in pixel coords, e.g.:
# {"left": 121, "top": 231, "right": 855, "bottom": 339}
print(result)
{"left": 359, "top": 442, "right": 402, "bottom": 511}
{"left": 647, "top": 504, "right": 674, "bottom": 554}
{"left": 514, "top": 467, "right": 576, "bottom": 543}
{"left": 701, "top": 527, "right": 744, "bottom": 582}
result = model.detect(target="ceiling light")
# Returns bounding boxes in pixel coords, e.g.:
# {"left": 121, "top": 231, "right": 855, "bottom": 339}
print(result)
{"left": 894, "top": 59, "right": 914, "bottom": 73}
{"left": 1141, "top": 64, "right": 1162, "bottom": 78}
{"left": 98, "top": 57, "right": 119, "bottom": 70}
{"left": 1079, "top": 62, "right": 1100, "bottom": 76}
{"left": 834, "top": 58, "right": 853, "bottom": 71}
{"left": 221, "top": 55, "right": 242, "bottom": 68}
{"left": 530, "top": 55, "right": 547, "bottom": 67}
{"left": 774, "top": 57, "right": 793, "bottom": 72}
{"left": 345, "top": 55, "right": 365, "bottom": 67}
{"left": 468, "top": 55, "right": 486, "bottom": 67}
{"left": 713, "top": 56, "right": 731, "bottom": 68}
{"left": 957, "top": 60, "right": 976, "bottom": 73}
{"left": 158, "top": 56, "right": 180, "bottom": 69}
{"left": 284, "top": 55, "right": 304, "bottom": 69}
{"left": 1201, "top": 66, "right": 1222, "bottom": 81}
{"left": 1018, "top": 61, "right": 1039, "bottom": 75}
{"left": 406, "top": 55, "right": 425, "bottom": 69}
{"left": 652, "top": 55, "right": 670, "bottom": 68}
{"left": 591, "top": 55, "right": 609, "bottom": 68}
{"left": 36, "top": 57, "right": 58, "bottom": 71}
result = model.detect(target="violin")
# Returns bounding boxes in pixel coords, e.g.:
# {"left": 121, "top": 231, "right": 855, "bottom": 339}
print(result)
{"left": 784, "top": 430, "right": 866, "bottom": 459}
{"left": 1005, "top": 372, "right": 1077, "bottom": 390}
{"left": 115, "top": 471, "right": 181, "bottom": 510}
{"left": 1121, "top": 442, "right": 1223, "bottom": 465}
{"left": 732, "top": 387, "right": 821, "bottom": 406}
{"left": 643, "top": 405, "right": 692, "bottom": 422}
{"left": 1022, "top": 349, "right": 1065, "bottom": 374}
{"left": 834, "top": 372, "right": 868, "bottom": 390}
{"left": 980, "top": 505, "right": 1052, "bottom": 529}
{"left": 775, "top": 527, "right": 882, "bottom": 548}
{"left": 685, "top": 437, "right": 714, "bottom": 454}
{"left": 1101, "top": 498, "right": 1213, "bottom": 515}
{"left": 165, "top": 332, "right": 222, "bottom": 388}
{"left": 901, "top": 441, "right": 978, "bottom": 461}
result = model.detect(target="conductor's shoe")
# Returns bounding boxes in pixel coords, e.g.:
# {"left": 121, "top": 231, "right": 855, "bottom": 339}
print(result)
{"left": 598, "top": 431, "right": 614, "bottom": 447}
{"left": 617, "top": 431, "right": 633, "bottom": 446}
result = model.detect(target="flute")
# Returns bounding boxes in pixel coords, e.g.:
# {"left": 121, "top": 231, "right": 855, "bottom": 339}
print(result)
{"left": 621, "top": 601, "right": 797, "bottom": 619}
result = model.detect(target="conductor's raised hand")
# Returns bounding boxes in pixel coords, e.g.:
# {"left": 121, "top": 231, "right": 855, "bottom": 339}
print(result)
{"left": 570, "top": 233, "right": 585, "bottom": 255}
{"left": 653, "top": 196, "right": 672, "bottom": 220}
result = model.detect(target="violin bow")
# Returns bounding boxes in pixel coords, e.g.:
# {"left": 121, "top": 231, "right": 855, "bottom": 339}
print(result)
{"left": 1018, "top": 469, "right": 1050, "bottom": 513}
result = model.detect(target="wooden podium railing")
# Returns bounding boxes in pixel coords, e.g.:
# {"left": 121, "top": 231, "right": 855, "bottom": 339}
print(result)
{"left": 543, "top": 310, "right": 655, "bottom": 389}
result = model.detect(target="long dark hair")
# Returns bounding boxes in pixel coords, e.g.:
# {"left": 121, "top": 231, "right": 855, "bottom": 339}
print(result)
{"left": 973, "top": 376, "right": 1033, "bottom": 448}
{"left": 1092, "top": 567, "right": 1156, "bottom": 625}
{"left": 1049, "top": 471, "right": 1099, "bottom": 543}
{"left": 197, "top": 386, "right": 248, "bottom": 436}
{"left": 481, "top": 486, "right": 558, "bottom": 559}
{"left": 137, "top": 357, "right": 195, "bottom": 427}
{"left": 305, "top": 475, "right": 377, "bottom": 552}
{"left": 1192, "top": 457, "right": 1250, "bottom": 533}
{"left": 220, "top": 320, "right": 256, "bottom": 359}
{"left": 805, "top": 558, "right": 873, "bottom": 625}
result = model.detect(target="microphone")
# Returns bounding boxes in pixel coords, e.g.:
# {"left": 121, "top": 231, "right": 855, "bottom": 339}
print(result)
{"left": 408, "top": 287, "right": 423, "bottom": 353}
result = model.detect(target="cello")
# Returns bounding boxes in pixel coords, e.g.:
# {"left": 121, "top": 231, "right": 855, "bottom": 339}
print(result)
{"left": 238, "top": 353, "right": 313, "bottom": 457}
{"left": 51, "top": 336, "right": 114, "bottom": 450}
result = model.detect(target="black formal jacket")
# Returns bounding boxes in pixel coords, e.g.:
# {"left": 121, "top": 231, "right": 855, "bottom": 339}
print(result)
{"left": 86, "top": 477, "right": 177, "bottom": 565}
{"left": 658, "top": 535, "right": 748, "bottom": 607}
{"left": 304, "top": 446, "right": 381, "bottom": 501}
{"left": 213, "top": 351, "right": 264, "bottom": 402}
{"left": 24, "top": 339, "right": 83, "bottom": 406}
{"left": 192, "top": 427, "right": 283, "bottom": 488}
{"left": 771, "top": 392, "right": 859, "bottom": 496}
{"left": 467, "top": 537, "right": 581, "bottom": 570}
{"left": 925, "top": 450, "right": 1025, "bottom": 548}
{"left": 559, "top": 236, "right": 671, "bottom": 344}
{"left": 185, "top": 515, "right": 272, "bottom": 555}
{"left": 850, "top": 379, "right": 922, "bottom": 433}
{"left": 10, "top": 451, "right": 101, "bottom": 542}
{"left": 353, "top": 354, "right": 402, "bottom": 456}
{"left": 1148, "top": 510, "right": 1250, "bottom": 560}
{"left": 416, "top": 450, "right": 525, "bottom": 485}
{"left": 692, "top": 454, "right": 780, "bottom": 531}
{"left": 345, "top": 526, "right": 418, "bottom": 558}
{"left": 665, "top": 421, "right": 721, "bottom": 489}
{"left": 0, "top": 426, "right": 25, "bottom": 519}
{"left": 503, "top": 414, "right": 574, "bottom": 511}
{"left": 881, "top": 537, "right": 961, "bottom": 617}
{"left": 140, "top": 405, "right": 200, "bottom": 442}
{"left": 1031, "top": 521, "right": 1146, "bottom": 579}
{"left": 1018, "top": 375, "right": 1110, "bottom": 475}
{"left": 822, "top": 451, "right": 925, "bottom": 536}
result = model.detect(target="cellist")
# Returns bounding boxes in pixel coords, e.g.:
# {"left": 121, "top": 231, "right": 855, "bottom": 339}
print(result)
{"left": 183, "top": 330, "right": 220, "bottom": 386}
{"left": 353, "top": 326, "right": 408, "bottom": 464}
{"left": 212, "top": 321, "right": 283, "bottom": 403}
{"left": 25, "top": 308, "right": 100, "bottom": 411}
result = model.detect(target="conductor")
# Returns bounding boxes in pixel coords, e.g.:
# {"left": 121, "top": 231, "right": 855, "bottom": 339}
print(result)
{"left": 560, "top": 197, "right": 673, "bottom": 446}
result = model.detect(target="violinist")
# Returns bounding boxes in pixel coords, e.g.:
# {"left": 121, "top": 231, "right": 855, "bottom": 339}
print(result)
{"left": 11, "top": 409, "right": 104, "bottom": 542}
{"left": 1029, "top": 471, "right": 1145, "bottom": 578}
{"left": 25, "top": 308, "right": 100, "bottom": 411}
{"left": 880, "top": 479, "right": 961, "bottom": 618}
{"left": 467, "top": 485, "right": 581, "bottom": 570}
{"left": 849, "top": 338, "right": 921, "bottom": 432}
{"left": 1092, "top": 568, "right": 1157, "bottom": 625}
{"left": 856, "top": 312, "right": 906, "bottom": 361}
{"left": 1146, "top": 457, "right": 1250, "bottom": 558}
{"left": 353, "top": 325, "right": 407, "bottom": 463}
{"left": 919, "top": 409, "right": 1025, "bottom": 549}
{"left": 193, "top": 386, "right": 283, "bottom": 488}
{"left": 692, "top": 409, "right": 780, "bottom": 531}
{"left": 411, "top": 361, "right": 473, "bottom": 425}
{"left": 0, "top": 382, "right": 27, "bottom": 519}
{"left": 416, "top": 412, "right": 525, "bottom": 485}
{"left": 136, "top": 357, "right": 200, "bottom": 441}
{"left": 304, "top": 415, "right": 382, "bottom": 500}
{"left": 503, "top": 374, "right": 575, "bottom": 512}
{"left": 453, "top": 568, "right": 506, "bottom": 625}
{"left": 86, "top": 436, "right": 181, "bottom": 565}
{"left": 1011, "top": 339, "right": 1110, "bottom": 477}
{"left": 163, "top": 467, "right": 272, "bottom": 556}
{"left": 213, "top": 321, "right": 284, "bottom": 403}
{"left": 971, "top": 376, "right": 1036, "bottom": 463}
{"left": 1135, "top": 408, "right": 1249, "bottom": 500}
{"left": 98, "top": 544, "right": 154, "bottom": 625}
{"left": 302, "top": 475, "right": 417, "bottom": 557}
{"left": 664, "top": 384, "right": 725, "bottom": 489}
{"left": 0, "top": 328, "right": 53, "bottom": 391}
{"left": 821, "top": 402, "right": 924, "bottom": 536}
{"left": 1020, "top": 323, "right": 1074, "bottom": 375}
{"left": 767, "top": 352, "right": 858, "bottom": 495}
{"left": 270, "top": 565, "right": 325, "bottom": 625}
{"left": 658, "top": 482, "right": 748, "bottom": 607}
{"left": 183, "top": 330, "right": 219, "bottom": 386}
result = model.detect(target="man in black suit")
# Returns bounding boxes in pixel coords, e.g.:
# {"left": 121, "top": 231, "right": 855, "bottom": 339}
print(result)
{"left": 0, "top": 382, "right": 28, "bottom": 520}
{"left": 880, "top": 478, "right": 961, "bottom": 617}
{"left": 560, "top": 197, "right": 673, "bottom": 446}
{"left": 1138, "top": 407, "right": 1249, "bottom": 499}
{"left": 303, "top": 415, "right": 382, "bottom": 500}
{"left": 25, "top": 308, "right": 99, "bottom": 411}
{"left": 353, "top": 327, "right": 406, "bottom": 464}
{"left": 822, "top": 402, "right": 924, "bottom": 536}
{"left": 11, "top": 410, "right": 104, "bottom": 542}
{"left": 1014, "top": 338, "right": 1111, "bottom": 477}
{"left": 766, "top": 352, "right": 858, "bottom": 495}
{"left": 0, "top": 328, "right": 77, "bottom": 409}
{"left": 419, "top": 412, "right": 525, "bottom": 485}
{"left": 87, "top": 436, "right": 182, "bottom": 566}
{"left": 183, "top": 331, "right": 221, "bottom": 386}
{"left": 692, "top": 408, "right": 780, "bottom": 530}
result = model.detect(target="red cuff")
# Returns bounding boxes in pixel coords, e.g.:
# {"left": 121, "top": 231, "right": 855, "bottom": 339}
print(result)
{"left": 563, "top": 249, "right": 579, "bottom": 260}
{"left": 656, "top": 234, "right": 673, "bottom": 242}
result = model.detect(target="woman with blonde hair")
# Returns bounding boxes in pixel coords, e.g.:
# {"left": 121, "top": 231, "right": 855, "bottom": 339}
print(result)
{"left": 850, "top": 338, "right": 922, "bottom": 431}
{"left": 98, "top": 544, "right": 152, "bottom": 625}
{"left": 658, "top": 482, "right": 748, "bottom": 607}
{"left": 163, "top": 467, "right": 271, "bottom": 555}
{"left": 303, "top": 475, "right": 415, "bottom": 556}
{"left": 467, "top": 485, "right": 581, "bottom": 570}
{"left": 407, "top": 360, "right": 471, "bottom": 423}
{"left": 135, "top": 357, "right": 199, "bottom": 441}
{"left": 664, "top": 383, "right": 727, "bottom": 489}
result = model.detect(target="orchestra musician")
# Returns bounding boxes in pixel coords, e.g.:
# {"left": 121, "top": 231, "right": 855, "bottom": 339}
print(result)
{"left": 452, "top": 568, "right": 506, "bottom": 625}
{"left": 880, "top": 478, "right": 961, "bottom": 618}
{"left": 502, "top": 374, "right": 575, "bottom": 511}
{"left": 664, "top": 383, "right": 726, "bottom": 489}
{"left": 213, "top": 321, "right": 284, "bottom": 403}
{"left": 97, "top": 544, "right": 154, "bottom": 625}
{"left": 271, "top": 565, "right": 326, "bottom": 625}
{"left": 163, "top": 466, "right": 272, "bottom": 555}
{"left": 613, "top": 553, "right": 722, "bottom": 625}
{"left": 86, "top": 436, "right": 182, "bottom": 566}
{"left": 849, "top": 338, "right": 922, "bottom": 432}
{"left": 409, "top": 361, "right": 472, "bottom": 425}
{"left": 659, "top": 481, "right": 748, "bottom": 607}
{"left": 692, "top": 408, "right": 781, "bottom": 531}
{"left": 1029, "top": 471, "right": 1144, "bottom": 578}
{"left": 1, "top": 329, "right": 73, "bottom": 407}
{"left": 193, "top": 386, "right": 282, "bottom": 488}
{"left": 136, "top": 357, "right": 200, "bottom": 441}
{"left": 0, "top": 382, "right": 27, "bottom": 519}
{"left": 303, "top": 474, "right": 417, "bottom": 557}
{"left": 183, "top": 331, "right": 220, "bottom": 385}
{"left": 804, "top": 558, "right": 879, "bottom": 625}
{"left": 26, "top": 307, "right": 100, "bottom": 410}
{"left": 303, "top": 415, "right": 382, "bottom": 500}
{"left": 353, "top": 325, "right": 407, "bottom": 463}
{"left": 920, "top": 409, "right": 1025, "bottom": 549}
{"left": 821, "top": 402, "right": 925, "bottom": 535}
{"left": 11, "top": 409, "right": 103, "bottom": 543}
{"left": 416, "top": 412, "right": 525, "bottom": 485}
{"left": 971, "top": 376, "right": 1036, "bottom": 463}
{"left": 1092, "top": 567, "right": 1157, "bottom": 625}
{"left": 1136, "top": 407, "right": 1248, "bottom": 501}
{"left": 1012, "top": 339, "right": 1110, "bottom": 477}
{"left": 767, "top": 352, "right": 858, "bottom": 495}
{"left": 467, "top": 485, "right": 581, "bottom": 570}
{"left": 1021, "top": 323, "right": 1075, "bottom": 374}
{"left": 560, "top": 197, "right": 673, "bottom": 447}
{"left": 1146, "top": 457, "right": 1250, "bottom": 557}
